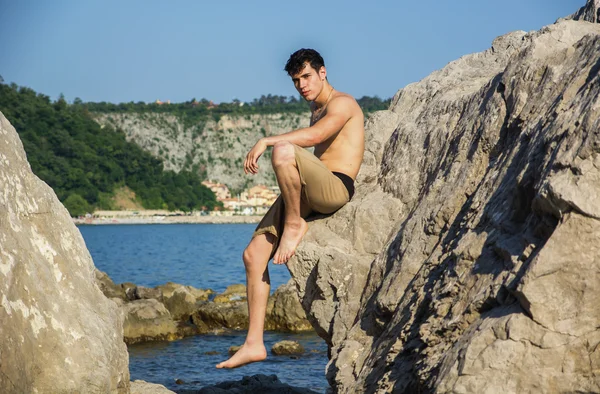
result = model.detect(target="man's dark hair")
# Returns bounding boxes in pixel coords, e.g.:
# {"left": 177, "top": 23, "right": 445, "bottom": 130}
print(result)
{"left": 284, "top": 48, "right": 325, "bottom": 76}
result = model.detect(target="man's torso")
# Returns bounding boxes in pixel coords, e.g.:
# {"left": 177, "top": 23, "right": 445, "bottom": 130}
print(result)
{"left": 310, "top": 91, "right": 365, "bottom": 180}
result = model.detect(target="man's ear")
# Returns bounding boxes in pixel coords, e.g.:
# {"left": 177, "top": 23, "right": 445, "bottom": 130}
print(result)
{"left": 319, "top": 66, "right": 327, "bottom": 81}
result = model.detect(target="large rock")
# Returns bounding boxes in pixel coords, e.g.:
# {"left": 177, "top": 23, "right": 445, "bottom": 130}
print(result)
{"left": 0, "top": 112, "right": 130, "bottom": 392}
{"left": 265, "top": 279, "right": 312, "bottom": 332}
{"left": 289, "top": 14, "right": 600, "bottom": 394}
{"left": 156, "top": 281, "right": 213, "bottom": 301}
{"left": 122, "top": 299, "right": 180, "bottom": 344}
{"left": 271, "top": 340, "right": 305, "bottom": 356}
{"left": 567, "top": 0, "right": 599, "bottom": 22}
{"left": 194, "top": 374, "right": 319, "bottom": 394}
{"left": 213, "top": 283, "right": 247, "bottom": 303}
{"left": 130, "top": 380, "right": 176, "bottom": 394}
{"left": 192, "top": 299, "right": 249, "bottom": 331}
{"left": 190, "top": 282, "right": 313, "bottom": 333}
{"left": 162, "top": 286, "right": 200, "bottom": 321}
{"left": 95, "top": 268, "right": 128, "bottom": 300}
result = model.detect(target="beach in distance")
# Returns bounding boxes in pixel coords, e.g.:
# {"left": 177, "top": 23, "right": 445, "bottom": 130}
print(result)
{"left": 74, "top": 209, "right": 263, "bottom": 225}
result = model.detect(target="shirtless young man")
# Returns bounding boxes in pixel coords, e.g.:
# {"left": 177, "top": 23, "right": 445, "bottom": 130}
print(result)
{"left": 216, "top": 48, "right": 364, "bottom": 369}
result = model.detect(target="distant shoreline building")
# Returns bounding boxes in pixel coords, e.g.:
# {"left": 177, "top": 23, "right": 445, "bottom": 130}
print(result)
{"left": 203, "top": 180, "right": 279, "bottom": 215}
{"left": 202, "top": 180, "right": 231, "bottom": 201}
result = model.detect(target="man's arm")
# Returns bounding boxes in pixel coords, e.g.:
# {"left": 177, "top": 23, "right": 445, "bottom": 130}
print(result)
{"left": 244, "top": 97, "right": 353, "bottom": 174}
{"left": 264, "top": 96, "right": 352, "bottom": 147}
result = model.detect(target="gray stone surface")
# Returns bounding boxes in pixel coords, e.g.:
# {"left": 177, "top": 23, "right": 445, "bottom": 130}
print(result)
{"left": 213, "top": 283, "right": 247, "bottom": 303}
{"left": 192, "top": 298, "right": 249, "bottom": 331}
{"left": 0, "top": 111, "right": 130, "bottom": 392}
{"left": 566, "top": 0, "right": 600, "bottom": 23}
{"left": 265, "top": 279, "right": 312, "bottom": 332}
{"left": 192, "top": 374, "right": 319, "bottom": 394}
{"left": 156, "top": 281, "right": 213, "bottom": 301}
{"left": 289, "top": 17, "right": 600, "bottom": 393}
{"left": 271, "top": 340, "right": 305, "bottom": 355}
{"left": 130, "top": 380, "right": 176, "bottom": 394}
{"left": 95, "top": 268, "right": 127, "bottom": 300}
{"left": 93, "top": 272, "right": 311, "bottom": 344}
{"left": 122, "top": 298, "right": 180, "bottom": 344}
{"left": 162, "top": 286, "right": 200, "bottom": 320}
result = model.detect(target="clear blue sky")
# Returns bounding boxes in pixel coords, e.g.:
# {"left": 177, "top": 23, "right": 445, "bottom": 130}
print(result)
{"left": 0, "top": 0, "right": 583, "bottom": 104}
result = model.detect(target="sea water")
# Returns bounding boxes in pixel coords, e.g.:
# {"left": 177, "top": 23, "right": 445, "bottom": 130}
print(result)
{"left": 79, "top": 223, "right": 328, "bottom": 393}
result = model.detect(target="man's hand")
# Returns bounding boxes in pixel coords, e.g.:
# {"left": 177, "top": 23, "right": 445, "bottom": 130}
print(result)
{"left": 244, "top": 139, "right": 267, "bottom": 174}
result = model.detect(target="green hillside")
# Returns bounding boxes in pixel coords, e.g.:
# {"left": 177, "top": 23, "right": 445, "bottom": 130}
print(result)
{"left": 0, "top": 82, "right": 219, "bottom": 216}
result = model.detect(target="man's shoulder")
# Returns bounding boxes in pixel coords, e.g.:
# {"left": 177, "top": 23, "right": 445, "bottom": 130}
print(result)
{"left": 331, "top": 91, "right": 357, "bottom": 104}
{"left": 329, "top": 92, "right": 362, "bottom": 114}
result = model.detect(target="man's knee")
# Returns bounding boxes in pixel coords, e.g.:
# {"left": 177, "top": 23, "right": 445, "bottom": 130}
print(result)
{"left": 272, "top": 141, "right": 295, "bottom": 167}
{"left": 242, "top": 247, "right": 252, "bottom": 267}
{"left": 242, "top": 247, "right": 260, "bottom": 272}
{"left": 242, "top": 234, "right": 274, "bottom": 270}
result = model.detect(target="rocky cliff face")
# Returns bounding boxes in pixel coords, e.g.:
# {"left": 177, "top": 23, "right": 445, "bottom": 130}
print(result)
{"left": 0, "top": 112, "right": 130, "bottom": 393}
{"left": 569, "top": 0, "right": 600, "bottom": 22}
{"left": 95, "top": 112, "right": 309, "bottom": 192}
{"left": 290, "top": 5, "right": 600, "bottom": 393}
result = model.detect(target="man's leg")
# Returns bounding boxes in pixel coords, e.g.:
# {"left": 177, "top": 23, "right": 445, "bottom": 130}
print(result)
{"left": 216, "top": 233, "right": 274, "bottom": 368}
{"left": 271, "top": 141, "right": 308, "bottom": 265}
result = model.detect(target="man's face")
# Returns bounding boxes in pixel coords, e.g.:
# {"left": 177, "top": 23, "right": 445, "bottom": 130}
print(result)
{"left": 291, "top": 62, "right": 326, "bottom": 102}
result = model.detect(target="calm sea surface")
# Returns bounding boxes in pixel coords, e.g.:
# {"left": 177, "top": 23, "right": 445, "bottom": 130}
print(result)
{"left": 78, "top": 223, "right": 328, "bottom": 393}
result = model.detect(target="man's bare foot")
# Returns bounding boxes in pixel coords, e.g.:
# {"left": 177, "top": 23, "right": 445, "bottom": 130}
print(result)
{"left": 273, "top": 218, "right": 308, "bottom": 265}
{"left": 215, "top": 343, "right": 267, "bottom": 369}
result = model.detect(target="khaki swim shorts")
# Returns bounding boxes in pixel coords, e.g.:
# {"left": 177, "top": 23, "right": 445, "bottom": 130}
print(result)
{"left": 253, "top": 144, "right": 354, "bottom": 255}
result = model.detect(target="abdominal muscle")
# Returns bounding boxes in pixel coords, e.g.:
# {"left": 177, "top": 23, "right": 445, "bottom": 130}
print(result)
{"left": 314, "top": 129, "right": 364, "bottom": 180}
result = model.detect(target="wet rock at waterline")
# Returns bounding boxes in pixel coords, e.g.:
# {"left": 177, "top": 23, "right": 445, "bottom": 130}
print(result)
{"left": 212, "top": 283, "right": 247, "bottom": 303}
{"left": 265, "top": 280, "right": 313, "bottom": 332}
{"left": 271, "top": 340, "right": 305, "bottom": 356}
{"left": 130, "top": 380, "right": 176, "bottom": 394}
{"left": 122, "top": 299, "right": 181, "bottom": 345}
{"left": 189, "top": 374, "right": 320, "bottom": 394}
{"left": 228, "top": 345, "right": 242, "bottom": 356}
{"left": 94, "top": 271, "right": 315, "bottom": 343}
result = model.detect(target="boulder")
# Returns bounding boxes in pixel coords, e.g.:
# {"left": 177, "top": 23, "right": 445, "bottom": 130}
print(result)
{"left": 156, "top": 281, "right": 213, "bottom": 301}
{"left": 122, "top": 282, "right": 139, "bottom": 301}
{"left": 566, "top": 0, "right": 600, "bottom": 23}
{"left": 271, "top": 340, "right": 305, "bottom": 356}
{"left": 195, "top": 374, "right": 319, "bottom": 394}
{"left": 133, "top": 285, "right": 163, "bottom": 300}
{"left": 289, "top": 15, "right": 600, "bottom": 394}
{"left": 228, "top": 345, "right": 242, "bottom": 355}
{"left": 192, "top": 300, "right": 249, "bottom": 331}
{"left": 130, "top": 380, "right": 176, "bottom": 394}
{"left": 95, "top": 268, "right": 127, "bottom": 300}
{"left": 122, "top": 298, "right": 180, "bottom": 344}
{"left": 0, "top": 111, "right": 129, "bottom": 392}
{"left": 162, "top": 286, "right": 198, "bottom": 320}
{"left": 213, "top": 283, "right": 247, "bottom": 303}
{"left": 265, "top": 279, "right": 312, "bottom": 332}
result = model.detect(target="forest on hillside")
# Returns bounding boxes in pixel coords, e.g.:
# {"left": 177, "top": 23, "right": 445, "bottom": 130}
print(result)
{"left": 80, "top": 94, "right": 391, "bottom": 127}
{"left": 0, "top": 81, "right": 219, "bottom": 216}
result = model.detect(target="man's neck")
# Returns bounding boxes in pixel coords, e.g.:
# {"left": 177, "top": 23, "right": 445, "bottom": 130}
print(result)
{"left": 313, "top": 83, "right": 333, "bottom": 108}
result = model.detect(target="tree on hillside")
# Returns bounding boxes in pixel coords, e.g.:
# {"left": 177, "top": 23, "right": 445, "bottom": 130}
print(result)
{"left": 0, "top": 82, "right": 219, "bottom": 216}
